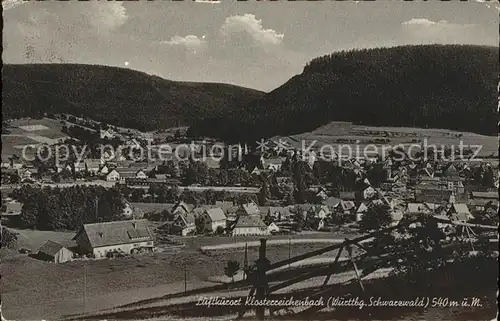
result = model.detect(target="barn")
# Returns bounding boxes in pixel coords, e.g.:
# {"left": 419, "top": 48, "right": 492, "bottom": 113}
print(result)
{"left": 37, "top": 240, "right": 73, "bottom": 264}
{"left": 72, "top": 220, "right": 155, "bottom": 259}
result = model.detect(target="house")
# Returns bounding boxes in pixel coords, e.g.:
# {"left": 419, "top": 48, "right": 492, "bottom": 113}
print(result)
{"left": 415, "top": 186, "right": 453, "bottom": 203}
{"left": 125, "top": 138, "right": 141, "bottom": 149}
{"left": 172, "top": 212, "right": 196, "bottom": 236}
{"left": 232, "top": 215, "right": 269, "bottom": 236}
{"left": 74, "top": 162, "right": 87, "bottom": 173}
{"left": 108, "top": 168, "right": 147, "bottom": 182}
{"left": 106, "top": 169, "right": 120, "bottom": 181}
{"left": 333, "top": 200, "right": 356, "bottom": 216}
{"left": 236, "top": 201, "right": 260, "bottom": 216}
{"left": 338, "top": 191, "right": 356, "bottom": 201}
{"left": 267, "top": 222, "right": 280, "bottom": 234}
{"left": 100, "top": 129, "right": 115, "bottom": 139}
{"left": 470, "top": 191, "right": 498, "bottom": 201}
{"left": 310, "top": 205, "right": 331, "bottom": 219}
{"left": 19, "top": 167, "right": 38, "bottom": 180}
{"left": 172, "top": 201, "right": 195, "bottom": 216}
{"left": 323, "top": 196, "right": 341, "bottom": 207}
{"left": 363, "top": 186, "right": 377, "bottom": 200}
{"left": 201, "top": 208, "right": 227, "bottom": 232}
{"left": 99, "top": 164, "right": 110, "bottom": 175}
{"left": 406, "top": 203, "right": 438, "bottom": 216}
{"left": 72, "top": 220, "right": 155, "bottom": 258}
{"left": 266, "top": 207, "right": 292, "bottom": 221}
{"left": 215, "top": 201, "right": 239, "bottom": 217}
{"left": 37, "top": 240, "right": 73, "bottom": 264}
{"left": 441, "top": 203, "right": 474, "bottom": 222}
{"left": 1, "top": 202, "right": 22, "bottom": 216}
{"left": 85, "top": 159, "right": 101, "bottom": 174}
{"left": 263, "top": 157, "right": 284, "bottom": 171}
{"left": 355, "top": 199, "right": 386, "bottom": 222}
{"left": 251, "top": 167, "right": 262, "bottom": 175}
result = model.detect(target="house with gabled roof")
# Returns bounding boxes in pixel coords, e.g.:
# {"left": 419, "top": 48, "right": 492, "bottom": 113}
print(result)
{"left": 72, "top": 220, "right": 154, "bottom": 258}
{"left": 438, "top": 203, "right": 474, "bottom": 222}
{"left": 236, "top": 201, "right": 260, "bottom": 216}
{"left": 172, "top": 201, "right": 195, "bottom": 216}
{"left": 232, "top": 215, "right": 269, "bottom": 236}
{"left": 266, "top": 206, "right": 292, "bottom": 221}
{"left": 37, "top": 240, "right": 73, "bottom": 264}
{"left": 200, "top": 208, "right": 227, "bottom": 232}
{"left": 85, "top": 159, "right": 101, "bottom": 174}
{"left": 172, "top": 212, "right": 196, "bottom": 236}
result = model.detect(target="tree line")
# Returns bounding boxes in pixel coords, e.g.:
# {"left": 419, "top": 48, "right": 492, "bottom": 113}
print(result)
{"left": 188, "top": 45, "right": 499, "bottom": 143}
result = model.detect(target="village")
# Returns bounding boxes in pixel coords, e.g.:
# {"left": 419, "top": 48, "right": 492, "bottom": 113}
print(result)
{"left": 1, "top": 114, "right": 498, "bottom": 266}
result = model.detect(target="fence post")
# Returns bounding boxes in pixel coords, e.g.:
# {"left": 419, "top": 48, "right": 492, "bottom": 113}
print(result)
{"left": 255, "top": 238, "right": 268, "bottom": 320}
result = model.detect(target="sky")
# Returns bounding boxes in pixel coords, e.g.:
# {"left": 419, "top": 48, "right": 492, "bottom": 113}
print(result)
{"left": 3, "top": 0, "right": 498, "bottom": 92}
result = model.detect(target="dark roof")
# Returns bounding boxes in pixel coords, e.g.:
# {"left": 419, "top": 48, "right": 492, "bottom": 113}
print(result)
{"left": 73, "top": 219, "right": 153, "bottom": 248}
{"left": 177, "top": 212, "right": 196, "bottom": 226}
{"left": 267, "top": 207, "right": 292, "bottom": 216}
{"left": 38, "top": 240, "right": 66, "bottom": 256}
{"left": 471, "top": 191, "right": 498, "bottom": 200}
{"left": 469, "top": 199, "right": 499, "bottom": 207}
{"left": 339, "top": 191, "right": 356, "bottom": 200}
{"left": 234, "top": 215, "right": 266, "bottom": 228}
{"left": 415, "top": 188, "right": 452, "bottom": 203}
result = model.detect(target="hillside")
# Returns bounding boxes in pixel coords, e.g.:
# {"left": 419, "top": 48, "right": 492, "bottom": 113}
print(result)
{"left": 188, "top": 45, "right": 499, "bottom": 142}
{"left": 2, "top": 64, "right": 264, "bottom": 131}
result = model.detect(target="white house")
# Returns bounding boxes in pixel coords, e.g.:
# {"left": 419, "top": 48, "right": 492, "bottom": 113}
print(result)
{"left": 363, "top": 186, "right": 377, "bottom": 200}
{"left": 99, "top": 164, "right": 110, "bottom": 175}
{"left": 72, "top": 220, "right": 155, "bottom": 259}
{"left": 201, "top": 208, "right": 227, "bottom": 232}
{"left": 232, "top": 216, "right": 269, "bottom": 236}
{"left": 267, "top": 222, "right": 280, "bottom": 234}
{"left": 106, "top": 169, "right": 120, "bottom": 181}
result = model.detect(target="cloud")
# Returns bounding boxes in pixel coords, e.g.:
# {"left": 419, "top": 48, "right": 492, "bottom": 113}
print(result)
{"left": 160, "top": 35, "right": 207, "bottom": 52}
{"left": 401, "top": 18, "right": 479, "bottom": 44}
{"left": 3, "top": 2, "right": 129, "bottom": 63}
{"left": 221, "top": 14, "right": 284, "bottom": 46}
{"left": 87, "top": 2, "right": 128, "bottom": 31}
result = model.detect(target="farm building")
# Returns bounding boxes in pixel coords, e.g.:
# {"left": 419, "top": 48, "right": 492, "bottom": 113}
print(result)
{"left": 72, "top": 220, "right": 154, "bottom": 259}
{"left": 232, "top": 215, "right": 269, "bottom": 236}
{"left": 37, "top": 240, "right": 73, "bottom": 264}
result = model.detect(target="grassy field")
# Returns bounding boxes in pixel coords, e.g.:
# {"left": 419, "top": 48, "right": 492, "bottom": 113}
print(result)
{"left": 2, "top": 118, "right": 69, "bottom": 159}
{"left": 274, "top": 121, "right": 498, "bottom": 159}
{"left": 1, "top": 230, "right": 357, "bottom": 320}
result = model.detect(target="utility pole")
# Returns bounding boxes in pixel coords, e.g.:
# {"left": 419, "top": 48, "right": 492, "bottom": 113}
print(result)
{"left": 83, "top": 264, "right": 87, "bottom": 312}
{"left": 288, "top": 237, "right": 291, "bottom": 268}
{"left": 95, "top": 197, "right": 98, "bottom": 222}
{"left": 184, "top": 265, "right": 187, "bottom": 292}
{"left": 243, "top": 243, "right": 248, "bottom": 280}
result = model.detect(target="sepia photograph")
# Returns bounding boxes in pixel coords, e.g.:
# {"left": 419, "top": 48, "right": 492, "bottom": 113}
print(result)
{"left": 1, "top": 0, "right": 499, "bottom": 320}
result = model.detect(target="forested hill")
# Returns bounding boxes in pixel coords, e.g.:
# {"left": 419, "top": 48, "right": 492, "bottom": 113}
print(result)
{"left": 2, "top": 64, "right": 264, "bottom": 131}
{"left": 188, "top": 45, "right": 499, "bottom": 142}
